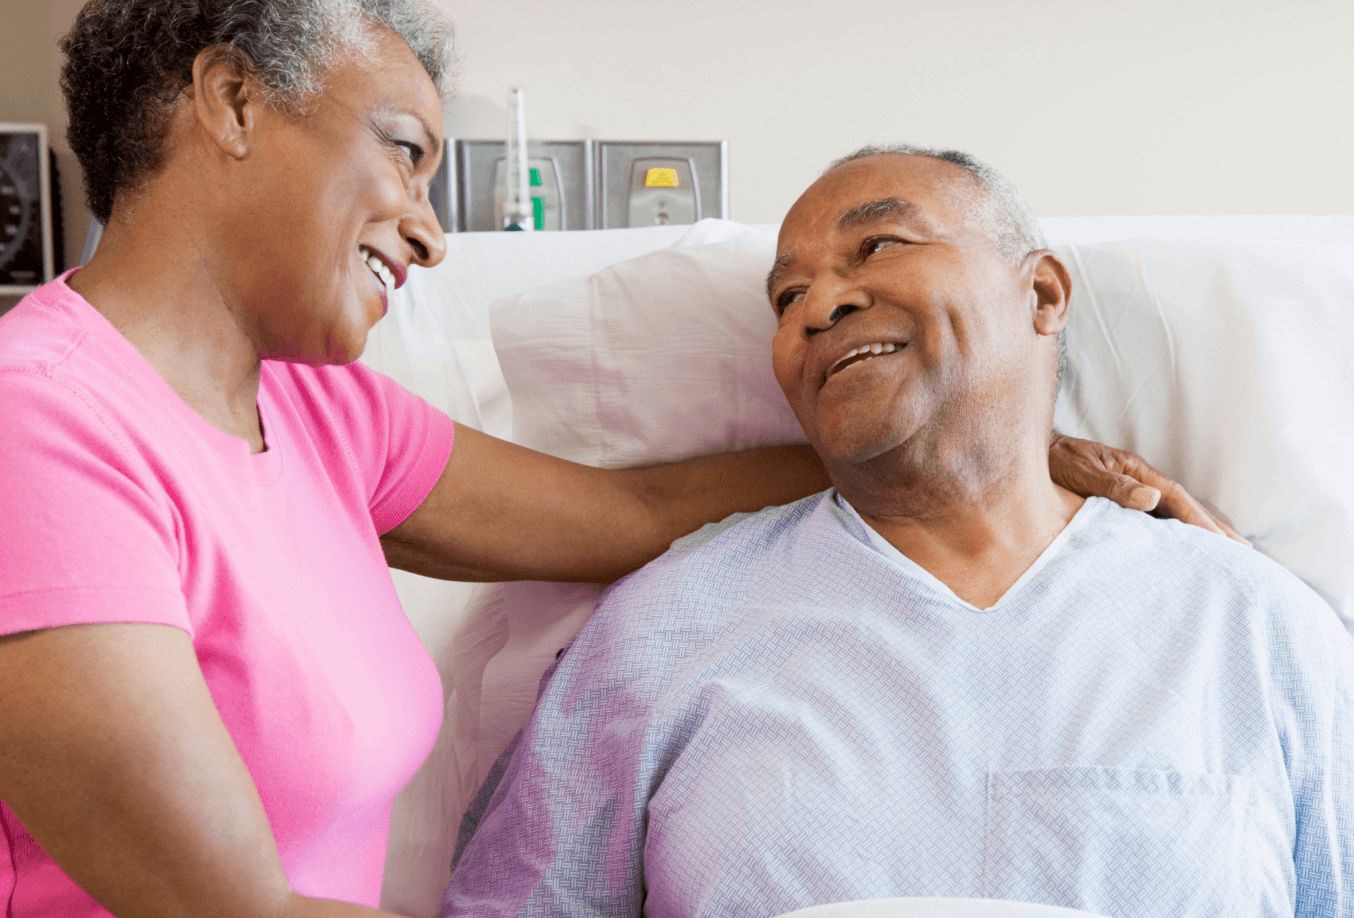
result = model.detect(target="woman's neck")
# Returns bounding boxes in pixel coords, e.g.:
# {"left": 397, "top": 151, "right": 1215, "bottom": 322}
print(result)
{"left": 69, "top": 198, "right": 267, "bottom": 452}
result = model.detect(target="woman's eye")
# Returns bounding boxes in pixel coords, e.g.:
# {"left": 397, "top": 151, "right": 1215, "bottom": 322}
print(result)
{"left": 394, "top": 140, "right": 424, "bottom": 166}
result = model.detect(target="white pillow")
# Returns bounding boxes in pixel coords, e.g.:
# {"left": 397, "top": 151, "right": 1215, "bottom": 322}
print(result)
{"left": 494, "top": 223, "right": 801, "bottom": 465}
{"left": 492, "top": 231, "right": 1354, "bottom": 626}
{"left": 1052, "top": 238, "right": 1354, "bottom": 622}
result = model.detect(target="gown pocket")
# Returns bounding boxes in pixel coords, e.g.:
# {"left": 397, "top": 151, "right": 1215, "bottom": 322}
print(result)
{"left": 982, "top": 767, "right": 1255, "bottom": 918}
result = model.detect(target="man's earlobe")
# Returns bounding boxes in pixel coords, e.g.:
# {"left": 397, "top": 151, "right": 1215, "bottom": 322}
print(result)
{"left": 1030, "top": 250, "right": 1072, "bottom": 337}
{"left": 191, "top": 46, "right": 258, "bottom": 161}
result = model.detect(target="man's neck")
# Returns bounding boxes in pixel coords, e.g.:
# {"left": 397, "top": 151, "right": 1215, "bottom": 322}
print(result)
{"left": 834, "top": 441, "right": 1084, "bottom": 610}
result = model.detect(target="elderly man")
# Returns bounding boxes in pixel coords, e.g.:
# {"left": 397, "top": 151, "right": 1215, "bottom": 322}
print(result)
{"left": 440, "top": 146, "right": 1353, "bottom": 918}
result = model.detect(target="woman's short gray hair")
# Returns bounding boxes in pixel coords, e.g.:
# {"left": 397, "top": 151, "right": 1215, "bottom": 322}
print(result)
{"left": 827, "top": 144, "right": 1047, "bottom": 266}
{"left": 61, "top": 0, "right": 457, "bottom": 223}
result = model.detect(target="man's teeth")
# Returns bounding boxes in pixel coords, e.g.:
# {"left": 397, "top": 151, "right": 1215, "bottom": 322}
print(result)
{"left": 830, "top": 341, "right": 900, "bottom": 374}
{"left": 360, "top": 247, "right": 395, "bottom": 294}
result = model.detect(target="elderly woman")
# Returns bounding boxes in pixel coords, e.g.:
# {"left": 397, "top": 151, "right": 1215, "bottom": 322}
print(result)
{"left": 0, "top": 1, "right": 1229, "bottom": 916}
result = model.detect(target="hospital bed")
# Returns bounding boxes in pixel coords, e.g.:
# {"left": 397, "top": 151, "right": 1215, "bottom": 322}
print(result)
{"left": 360, "top": 216, "right": 1354, "bottom": 917}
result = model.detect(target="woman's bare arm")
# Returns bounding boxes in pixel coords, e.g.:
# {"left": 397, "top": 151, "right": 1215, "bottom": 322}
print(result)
{"left": 380, "top": 424, "right": 830, "bottom": 583}
{"left": 381, "top": 424, "right": 1242, "bottom": 586}
{"left": 0, "top": 623, "right": 405, "bottom": 918}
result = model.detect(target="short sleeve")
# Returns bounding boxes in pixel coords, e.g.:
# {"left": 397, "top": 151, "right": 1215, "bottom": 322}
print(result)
{"left": 266, "top": 360, "right": 455, "bottom": 535}
{"left": 0, "top": 369, "right": 190, "bottom": 637}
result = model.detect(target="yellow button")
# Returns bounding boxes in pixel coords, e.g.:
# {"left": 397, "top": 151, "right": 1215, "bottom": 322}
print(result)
{"left": 644, "top": 167, "right": 680, "bottom": 188}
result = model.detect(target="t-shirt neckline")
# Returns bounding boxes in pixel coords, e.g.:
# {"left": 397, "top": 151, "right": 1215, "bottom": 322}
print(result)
{"left": 50, "top": 271, "right": 284, "bottom": 482}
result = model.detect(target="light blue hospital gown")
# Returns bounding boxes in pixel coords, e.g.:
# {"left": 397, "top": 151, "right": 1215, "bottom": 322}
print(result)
{"left": 441, "top": 494, "right": 1354, "bottom": 918}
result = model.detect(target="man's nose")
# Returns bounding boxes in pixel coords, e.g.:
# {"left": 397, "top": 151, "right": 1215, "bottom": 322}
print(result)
{"left": 803, "top": 275, "right": 871, "bottom": 336}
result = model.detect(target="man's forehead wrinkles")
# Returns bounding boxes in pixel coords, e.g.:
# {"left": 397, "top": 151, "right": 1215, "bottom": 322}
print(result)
{"left": 836, "top": 197, "right": 914, "bottom": 230}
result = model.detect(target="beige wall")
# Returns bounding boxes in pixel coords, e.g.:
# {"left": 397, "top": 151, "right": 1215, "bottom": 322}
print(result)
{"left": 2, "top": 0, "right": 1350, "bottom": 281}
{"left": 438, "top": 0, "right": 1354, "bottom": 224}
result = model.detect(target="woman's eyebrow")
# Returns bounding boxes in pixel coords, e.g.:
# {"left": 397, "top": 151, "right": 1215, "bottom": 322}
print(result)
{"left": 374, "top": 104, "right": 442, "bottom": 158}
{"left": 412, "top": 115, "right": 442, "bottom": 158}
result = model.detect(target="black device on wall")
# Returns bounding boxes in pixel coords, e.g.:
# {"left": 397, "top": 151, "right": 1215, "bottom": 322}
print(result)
{"left": 1, "top": 123, "right": 63, "bottom": 295}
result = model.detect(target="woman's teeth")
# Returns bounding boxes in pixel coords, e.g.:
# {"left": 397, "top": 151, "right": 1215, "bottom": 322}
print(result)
{"left": 361, "top": 247, "right": 396, "bottom": 295}
{"left": 830, "top": 341, "right": 900, "bottom": 375}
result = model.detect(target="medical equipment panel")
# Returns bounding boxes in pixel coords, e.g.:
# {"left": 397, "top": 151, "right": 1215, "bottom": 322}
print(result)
{"left": 438, "top": 139, "right": 728, "bottom": 232}
{"left": 597, "top": 141, "right": 727, "bottom": 229}
{"left": 452, "top": 140, "right": 593, "bottom": 233}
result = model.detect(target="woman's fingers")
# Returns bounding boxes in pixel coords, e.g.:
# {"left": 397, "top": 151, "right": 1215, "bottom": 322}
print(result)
{"left": 1048, "top": 434, "right": 1250, "bottom": 546}
{"left": 1118, "top": 454, "right": 1250, "bottom": 545}
{"left": 1048, "top": 434, "right": 1155, "bottom": 508}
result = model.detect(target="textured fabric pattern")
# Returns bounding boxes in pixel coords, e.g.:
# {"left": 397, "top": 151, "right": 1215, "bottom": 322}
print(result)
{"left": 442, "top": 494, "right": 1354, "bottom": 918}
{"left": 0, "top": 277, "right": 455, "bottom": 915}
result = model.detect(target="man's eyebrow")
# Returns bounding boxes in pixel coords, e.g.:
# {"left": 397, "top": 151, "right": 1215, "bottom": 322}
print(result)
{"left": 766, "top": 197, "right": 919, "bottom": 299}
{"left": 836, "top": 197, "right": 914, "bottom": 230}
{"left": 765, "top": 252, "right": 793, "bottom": 301}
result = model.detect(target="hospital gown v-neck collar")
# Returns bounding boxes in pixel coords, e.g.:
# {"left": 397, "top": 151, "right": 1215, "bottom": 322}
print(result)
{"left": 834, "top": 493, "right": 1092, "bottom": 612}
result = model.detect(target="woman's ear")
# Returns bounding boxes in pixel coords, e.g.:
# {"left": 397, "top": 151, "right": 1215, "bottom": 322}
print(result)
{"left": 188, "top": 46, "right": 261, "bottom": 161}
{"left": 1028, "top": 250, "right": 1072, "bottom": 337}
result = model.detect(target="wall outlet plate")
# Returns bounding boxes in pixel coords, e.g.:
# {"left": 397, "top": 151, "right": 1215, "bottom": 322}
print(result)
{"left": 596, "top": 140, "right": 727, "bottom": 229}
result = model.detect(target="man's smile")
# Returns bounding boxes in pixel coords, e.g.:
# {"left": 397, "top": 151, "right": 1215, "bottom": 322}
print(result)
{"left": 826, "top": 340, "right": 907, "bottom": 379}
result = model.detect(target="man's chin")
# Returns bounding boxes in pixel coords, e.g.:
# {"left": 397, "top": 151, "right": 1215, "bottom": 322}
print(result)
{"left": 813, "top": 429, "right": 911, "bottom": 470}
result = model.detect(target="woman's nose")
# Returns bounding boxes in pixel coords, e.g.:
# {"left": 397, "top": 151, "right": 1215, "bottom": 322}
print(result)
{"left": 403, "top": 192, "right": 448, "bottom": 268}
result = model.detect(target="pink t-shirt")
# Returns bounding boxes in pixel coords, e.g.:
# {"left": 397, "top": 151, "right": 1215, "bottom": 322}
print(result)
{"left": 0, "top": 276, "right": 454, "bottom": 914}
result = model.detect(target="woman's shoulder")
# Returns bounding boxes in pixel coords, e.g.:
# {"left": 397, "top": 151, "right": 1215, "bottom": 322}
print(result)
{"left": 0, "top": 278, "right": 98, "bottom": 375}
{"left": 1, "top": 284, "right": 130, "bottom": 446}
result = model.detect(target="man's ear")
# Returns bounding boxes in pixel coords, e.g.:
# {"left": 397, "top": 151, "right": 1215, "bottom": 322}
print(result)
{"left": 188, "top": 46, "right": 262, "bottom": 161}
{"left": 1028, "top": 250, "right": 1072, "bottom": 337}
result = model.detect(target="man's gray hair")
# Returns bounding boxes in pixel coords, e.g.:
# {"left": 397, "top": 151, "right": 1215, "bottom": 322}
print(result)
{"left": 828, "top": 144, "right": 1047, "bottom": 266}
{"left": 62, "top": 0, "right": 458, "bottom": 222}
{"left": 827, "top": 144, "right": 1066, "bottom": 392}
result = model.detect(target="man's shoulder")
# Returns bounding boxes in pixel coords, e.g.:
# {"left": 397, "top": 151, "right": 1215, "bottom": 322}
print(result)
{"left": 670, "top": 489, "right": 834, "bottom": 554}
{"left": 643, "top": 488, "right": 834, "bottom": 573}
{"left": 1077, "top": 497, "right": 1344, "bottom": 639}
{"left": 592, "top": 490, "right": 840, "bottom": 625}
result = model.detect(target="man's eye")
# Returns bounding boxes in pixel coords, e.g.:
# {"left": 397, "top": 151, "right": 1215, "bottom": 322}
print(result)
{"left": 775, "top": 289, "right": 804, "bottom": 315}
{"left": 862, "top": 236, "right": 902, "bottom": 257}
